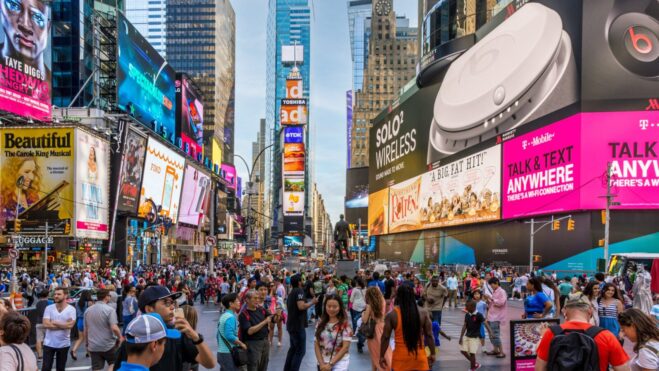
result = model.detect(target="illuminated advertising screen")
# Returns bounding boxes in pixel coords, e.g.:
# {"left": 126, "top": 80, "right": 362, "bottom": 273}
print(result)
{"left": 283, "top": 143, "right": 305, "bottom": 174}
{"left": 347, "top": 90, "right": 352, "bottom": 168}
{"left": 0, "top": 0, "right": 51, "bottom": 121}
{"left": 284, "top": 127, "right": 304, "bottom": 143}
{"left": 176, "top": 74, "right": 203, "bottom": 161}
{"left": 0, "top": 128, "right": 73, "bottom": 234}
{"left": 212, "top": 138, "right": 222, "bottom": 172}
{"left": 286, "top": 78, "right": 303, "bottom": 98}
{"left": 117, "top": 129, "right": 147, "bottom": 213}
{"left": 117, "top": 14, "right": 177, "bottom": 144}
{"left": 280, "top": 99, "right": 308, "bottom": 125}
{"left": 139, "top": 137, "right": 185, "bottom": 222}
{"left": 345, "top": 167, "right": 368, "bottom": 224}
{"left": 178, "top": 164, "right": 211, "bottom": 226}
{"left": 284, "top": 235, "right": 303, "bottom": 247}
{"left": 74, "top": 130, "right": 110, "bottom": 239}
{"left": 221, "top": 163, "right": 237, "bottom": 190}
{"left": 368, "top": 188, "right": 389, "bottom": 236}
{"left": 283, "top": 177, "right": 304, "bottom": 216}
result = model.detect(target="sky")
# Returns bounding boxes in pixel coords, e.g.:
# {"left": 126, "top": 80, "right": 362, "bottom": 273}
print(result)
{"left": 233, "top": 0, "right": 418, "bottom": 226}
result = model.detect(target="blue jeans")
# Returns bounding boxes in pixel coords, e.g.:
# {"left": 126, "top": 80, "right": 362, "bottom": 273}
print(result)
{"left": 351, "top": 309, "right": 365, "bottom": 349}
{"left": 284, "top": 329, "right": 306, "bottom": 371}
{"left": 122, "top": 314, "right": 135, "bottom": 335}
{"left": 431, "top": 310, "right": 443, "bottom": 327}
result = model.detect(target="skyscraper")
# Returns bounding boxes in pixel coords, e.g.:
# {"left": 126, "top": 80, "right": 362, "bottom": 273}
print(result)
{"left": 266, "top": 0, "right": 311, "bottom": 234}
{"left": 350, "top": 0, "right": 418, "bottom": 167}
{"left": 348, "top": 0, "right": 373, "bottom": 93}
{"left": 166, "top": 0, "right": 236, "bottom": 163}
{"left": 125, "top": 0, "right": 167, "bottom": 57}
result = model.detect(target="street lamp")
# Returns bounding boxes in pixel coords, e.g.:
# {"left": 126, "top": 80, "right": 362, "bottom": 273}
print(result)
{"left": 235, "top": 143, "right": 274, "bottom": 251}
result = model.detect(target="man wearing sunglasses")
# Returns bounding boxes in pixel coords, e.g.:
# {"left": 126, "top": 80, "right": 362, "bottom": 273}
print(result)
{"left": 112, "top": 286, "right": 216, "bottom": 371}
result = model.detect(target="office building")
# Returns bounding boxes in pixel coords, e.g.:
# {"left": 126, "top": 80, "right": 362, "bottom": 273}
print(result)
{"left": 348, "top": 0, "right": 373, "bottom": 93}
{"left": 244, "top": 119, "right": 270, "bottom": 247}
{"left": 266, "top": 0, "right": 312, "bottom": 233}
{"left": 350, "top": 0, "right": 418, "bottom": 167}
{"left": 166, "top": 0, "right": 236, "bottom": 163}
{"left": 125, "top": 0, "right": 167, "bottom": 57}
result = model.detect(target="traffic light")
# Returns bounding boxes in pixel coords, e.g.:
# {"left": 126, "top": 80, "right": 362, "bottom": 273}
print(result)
{"left": 601, "top": 210, "right": 607, "bottom": 225}
{"left": 598, "top": 239, "right": 605, "bottom": 247}
{"left": 552, "top": 219, "right": 560, "bottom": 231}
{"left": 13, "top": 219, "right": 21, "bottom": 232}
{"left": 64, "top": 221, "right": 71, "bottom": 235}
{"left": 533, "top": 255, "right": 542, "bottom": 263}
{"left": 567, "top": 218, "right": 575, "bottom": 231}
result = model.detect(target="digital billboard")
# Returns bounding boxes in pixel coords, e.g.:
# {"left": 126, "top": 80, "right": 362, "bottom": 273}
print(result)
{"left": 138, "top": 137, "right": 185, "bottom": 222}
{"left": 368, "top": 188, "right": 389, "bottom": 236}
{"left": 212, "top": 138, "right": 222, "bottom": 173}
{"left": 74, "top": 130, "right": 110, "bottom": 239}
{"left": 221, "top": 163, "right": 237, "bottom": 190}
{"left": 284, "top": 126, "right": 304, "bottom": 144}
{"left": 176, "top": 74, "right": 203, "bottom": 161}
{"left": 117, "top": 129, "right": 147, "bottom": 213}
{"left": 347, "top": 90, "right": 353, "bottom": 168}
{"left": 284, "top": 235, "right": 303, "bottom": 247}
{"left": 282, "top": 45, "right": 304, "bottom": 64}
{"left": 117, "top": 14, "right": 177, "bottom": 144}
{"left": 286, "top": 78, "right": 303, "bottom": 99}
{"left": 0, "top": 0, "right": 51, "bottom": 121}
{"left": 284, "top": 177, "right": 304, "bottom": 216}
{"left": 0, "top": 128, "right": 73, "bottom": 234}
{"left": 345, "top": 167, "right": 368, "bottom": 225}
{"left": 178, "top": 164, "right": 211, "bottom": 226}
{"left": 283, "top": 143, "right": 305, "bottom": 174}
{"left": 280, "top": 99, "right": 308, "bottom": 126}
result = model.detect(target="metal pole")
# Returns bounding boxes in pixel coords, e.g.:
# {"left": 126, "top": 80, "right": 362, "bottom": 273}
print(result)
{"left": 209, "top": 184, "right": 216, "bottom": 275}
{"left": 10, "top": 244, "right": 17, "bottom": 294}
{"left": 44, "top": 221, "right": 48, "bottom": 281}
{"left": 529, "top": 218, "right": 534, "bottom": 274}
{"left": 604, "top": 162, "right": 612, "bottom": 269}
{"left": 358, "top": 218, "right": 362, "bottom": 270}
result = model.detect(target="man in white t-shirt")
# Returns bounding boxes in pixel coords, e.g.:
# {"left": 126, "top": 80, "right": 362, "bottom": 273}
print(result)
{"left": 42, "top": 287, "right": 76, "bottom": 371}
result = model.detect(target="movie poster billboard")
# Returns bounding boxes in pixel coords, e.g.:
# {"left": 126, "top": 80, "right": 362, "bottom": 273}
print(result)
{"left": 580, "top": 111, "right": 659, "bottom": 209}
{"left": 74, "top": 130, "right": 110, "bottom": 239}
{"left": 178, "top": 164, "right": 211, "bottom": 226}
{"left": 283, "top": 143, "right": 305, "bottom": 174}
{"left": 176, "top": 74, "right": 203, "bottom": 161}
{"left": 117, "top": 129, "right": 147, "bottom": 213}
{"left": 283, "top": 177, "right": 304, "bottom": 216}
{"left": 138, "top": 137, "right": 184, "bottom": 222}
{"left": 502, "top": 115, "right": 581, "bottom": 219}
{"left": 419, "top": 145, "right": 501, "bottom": 229}
{"left": 368, "top": 188, "right": 389, "bottom": 236}
{"left": 0, "top": 1, "right": 51, "bottom": 121}
{"left": 117, "top": 14, "right": 177, "bottom": 144}
{"left": 0, "top": 127, "right": 73, "bottom": 234}
{"left": 280, "top": 99, "right": 308, "bottom": 126}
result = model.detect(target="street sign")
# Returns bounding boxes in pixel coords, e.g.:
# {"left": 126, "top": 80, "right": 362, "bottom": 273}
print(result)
{"left": 205, "top": 236, "right": 217, "bottom": 248}
{"left": 8, "top": 249, "right": 18, "bottom": 260}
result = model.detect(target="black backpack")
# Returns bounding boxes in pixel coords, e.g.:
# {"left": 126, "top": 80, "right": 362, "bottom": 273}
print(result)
{"left": 546, "top": 325, "right": 604, "bottom": 371}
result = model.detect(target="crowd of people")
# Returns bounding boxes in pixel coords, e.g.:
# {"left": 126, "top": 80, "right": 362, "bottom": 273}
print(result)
{"left": 0, "top": 260, "right": 656, "bottom": 370}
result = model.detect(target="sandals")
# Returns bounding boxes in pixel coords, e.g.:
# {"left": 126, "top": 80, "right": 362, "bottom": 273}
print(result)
{"left": 496, "top": 354, "right": 506, "bottom": 358}
{"left": 70, "top": 350, "right": 78, "bottom": 361}
{"left": 484, "top": 351, "right": 498, "bottom": 356}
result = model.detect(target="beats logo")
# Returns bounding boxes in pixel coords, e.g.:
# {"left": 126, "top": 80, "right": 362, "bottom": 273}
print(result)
{"left": 624, "top": 26, "right": 657, "bottom": 62}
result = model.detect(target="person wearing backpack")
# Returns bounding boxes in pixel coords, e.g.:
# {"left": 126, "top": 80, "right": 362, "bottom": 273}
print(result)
{"left": 535, "top": 297, "right": 630, "bottom": 371}
{"left": 239, "top": 290, "right": 272, "bottom": 371}
{"left": 618, "top": 308, "right": 659, "bottom": 371}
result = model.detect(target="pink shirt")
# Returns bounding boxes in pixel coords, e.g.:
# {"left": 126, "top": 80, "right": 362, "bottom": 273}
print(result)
{"left": 487, "top": 287, "right": 508, "bottom": 322}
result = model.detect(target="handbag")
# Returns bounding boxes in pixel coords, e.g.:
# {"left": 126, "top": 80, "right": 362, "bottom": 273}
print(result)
{"left": 218, "top": 319, "right": 249, "bottom": 367}
{"left": 9, "top": 344, "right": 24, "bottom": 371}
{"left": 317, "top": 323, "right": 343, "bottom": 371}
{"left": 358, "top": 317, "right": 376, "bottom": 339}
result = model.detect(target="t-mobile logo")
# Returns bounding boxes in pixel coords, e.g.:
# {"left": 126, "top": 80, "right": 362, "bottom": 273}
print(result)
{"left": 640, "top": 119, "right": 650, "bottom": 130}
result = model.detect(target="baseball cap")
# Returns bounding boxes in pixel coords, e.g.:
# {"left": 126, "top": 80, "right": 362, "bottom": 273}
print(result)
{"left": 138, "top": 286, "right": 183, "bottom": 311}
{"left": 125, "top": 313, "right": 181, "bottom": 343}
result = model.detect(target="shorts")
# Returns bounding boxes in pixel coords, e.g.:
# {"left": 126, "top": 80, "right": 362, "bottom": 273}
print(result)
{"left": 77, "top": 318, "right": 84, "bottom": 331}
{"left": 461, "top": 336, "right": 481, "bottom": 354}
{"left": 36, "top": 324, "right": 45, "bottom": 343}
{"left": 90, "top": 346, "right": 116, "bottom": 370}
{"left": 521, "top": 286, "right": 527, "bottom": 293}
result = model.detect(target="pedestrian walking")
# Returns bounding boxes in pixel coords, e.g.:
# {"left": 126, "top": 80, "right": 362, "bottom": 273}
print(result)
{"left": 582, "top": 281, "right": 602, "bottom": 326}
{"left": 362, "top": 287, "right": 391, "bottom": 371}
{"left": 122, "top": 286, "right": 139, "bottom": 335}
{"left": 349, "top": 278, "right": 366, "bottom": 353}
{"left": 84, "top": 289, "right": 123, "bottom": 371}
{"left": 42, "top": 288, "right": 76, "bottom": 371}
{"left": 380, "top": 285, "right": 435, "bottom": 371}
{"left": 266, "top": 282, "right": 285, "bottom": 347}
{"left": 483, "top": 277, "right": 507, "bottom": 358}
{"left": 181, "top": 305, "right": 200, "bottom": 371}
{"left": 34, "top": 290, "right": 49, "bottom": 360}
{"left": 284, "top": 274, "right": 318, "bottom": 371}
{"left": 71, "top": 289, "right": 93, "bottom": 360}
{"left": 424, "top": 275, "right": 448, "bottom": 326}
{"left": 522, "top": 277, "right": 553, "bottom": 319}
{"left": 599, "top": 283, "right": 625, "bottom": 343}
{"left": 0, "top": 311, "right": 38, "bottom": 371}
{"left": 459, "top": 300, "right": 493, "bottom": 371}
{"left": 619, "top": 308, "right": 659, "bottom": 371}
{"left": 314, "top": 294, "right": 352, "bottom": 371}
{"left": 239, "top": 290, "right": 272, "bottom": 371}
{"left": 115, "top": 314, "right": 179, "bottom": 371}
{"left": 217, "top": 293, "right": 247, "bottom": 371}
{"left": 446, "top": 272, "right": 459, "bottom": 308}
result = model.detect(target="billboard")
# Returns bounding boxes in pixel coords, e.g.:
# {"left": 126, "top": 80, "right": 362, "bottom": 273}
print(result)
{"left": 117, "top": 14, "right": 177, "bottom": 144}
{"left": 212, "top": 138, "right": 222, "bottom": 173}
{"left": 347, "top": 90, "right": 353, "bottom": 168}
{"left": 502, "top": 115, "right": 581, "bottom": 219}
{"left": 283, "top": 143, "right": 305, "bottom": 174}
{"left": 0, "top": 0, "right": 51, "bottom": 121}
{"left": 178, "top": 164, "right": 211, "bottom": 226}
{"left": 74, "top": 130, "right": 110, "bottom": 239}
{"left": 138, "top": 137, "right": 185, "bottom": 222}
{"left": 0, "top": 128, "right": 73, "bottom": 234}
{"left": 117, "top": 129, "right": 147, "bottom": 213}
{"left": 282, "top": 45, "right": 304, "bottom": 64}
{"left": 280, "top": 99, "right": 308, "bottom": 126}
{"left": 284, "top": 126, "right": 304, "bottom": 144}
{"left": 368, "top": 188, "right": 389, "bottom": 236}
{"left": 345, "top": 167, "right": 368, "bottom": 225}
{"left": 286, "top": 79, "right": 303, "bottom": 99}
{"left": 176, "top": 74, "right": 203, "bottom": 161}
{"left": 284, "top": 234, "right": 303, "bottom": 247}
{"left": 221, "top": 163, "right": 237, "bottom": 190}
{"left": 283, "top": 177, "right": 304, "bottom": 216}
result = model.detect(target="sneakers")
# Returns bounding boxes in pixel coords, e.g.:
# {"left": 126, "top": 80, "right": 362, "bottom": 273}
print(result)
{"left": 470, "top": 362, "right": 481, "bottom": 370}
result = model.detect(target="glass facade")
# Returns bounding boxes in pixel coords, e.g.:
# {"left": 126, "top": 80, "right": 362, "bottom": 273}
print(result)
{"left": 166, "top": 0, "right": 236, "bottom": 163}
{"left": 125, "top": 0, "right": 167, "bottom": 58}
{"left": 348, "top": 0, "right": 372, "bottom": 93}
{"left": 266, "top": 0, "right": 311, "bottom": 227}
